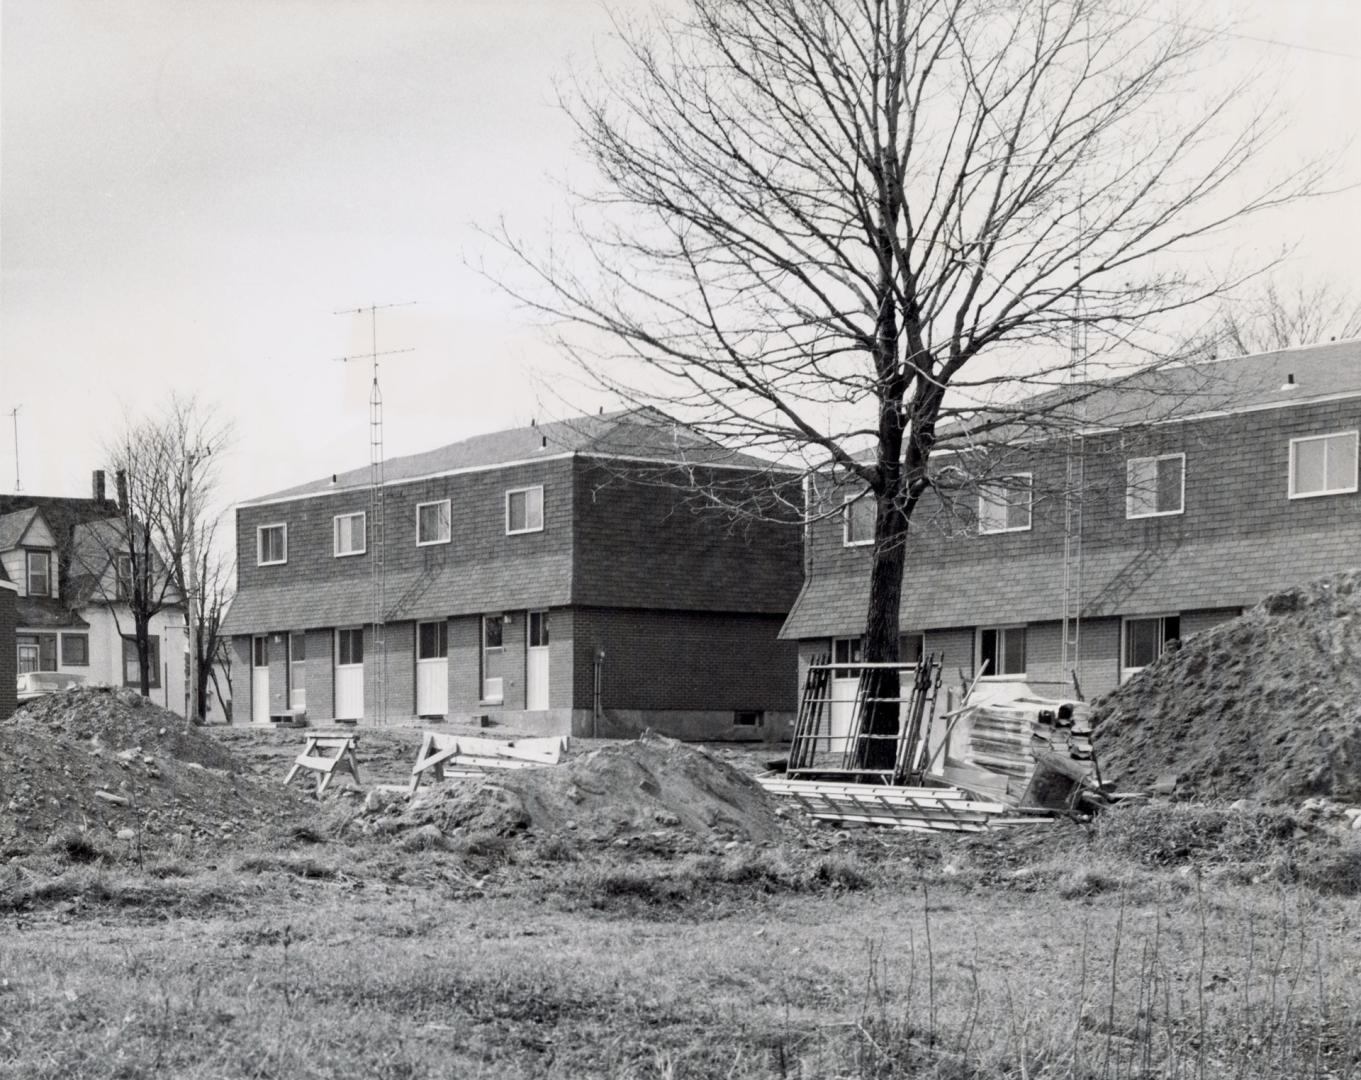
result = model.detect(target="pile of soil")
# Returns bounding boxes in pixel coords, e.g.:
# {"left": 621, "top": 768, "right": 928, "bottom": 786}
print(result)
{"left": 362, "top": 732, "right": 787, "bottom": 846}
{"left": 1093, "top": 571, "right": 1361, "bottom": 802}
{"left": 1, "top": 687, "right": 310, "bottom": 856}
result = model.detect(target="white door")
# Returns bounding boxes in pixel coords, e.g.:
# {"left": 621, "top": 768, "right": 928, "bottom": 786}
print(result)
{"left": 415, "top": 621, "right": 448, "bottom": 717}
{"left": 288, "top": 632, "right": 307, "bottom": 712}
{"left": 251, "top": 636, "right": 270, "bottom": 724}
{"left": 335, "top": 628, "right": 364, "bottom": 721}
{"left": 828, "top": 637, "right": 862, "bottom": 756}
{"left": 526, "top": 610, "right": 550, "bottom": 711}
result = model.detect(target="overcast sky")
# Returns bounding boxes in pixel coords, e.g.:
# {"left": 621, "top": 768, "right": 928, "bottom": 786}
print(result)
{"left": 2, "top": 0, "right": 1359, "bottom": 515}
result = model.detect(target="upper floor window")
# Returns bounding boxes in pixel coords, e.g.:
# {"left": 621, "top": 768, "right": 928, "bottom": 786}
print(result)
{"left": 26, "top": 550, "right": 52, "bottom": 597}
{"left": 257, "top": 524, "right": 287, "bottom": 566}
{"left": 416, "top": 500, "right": 451, "bottom": 546}
{"left": 1126, "top": 454, "right": 1185, "bottom": 518}
{"left": 115, "top": 553, "right": 135, "bottom": 600}
{"left": 979, "top": 625, "right": 1026, "bottom": 677}
{"left": 1289, "top": 431, "right": 1358, "bottom": 499}
{"left": 842, "top": 495, "right": 875, "bottom": 547}
{"left": 505, "top": 486, "right": 544, "bottom": 535}
{"left": 334, "top": 512, "right": 367, "bottom": 557}
{"left": 978, "top": 475, "right": 1033, "bottom": 534}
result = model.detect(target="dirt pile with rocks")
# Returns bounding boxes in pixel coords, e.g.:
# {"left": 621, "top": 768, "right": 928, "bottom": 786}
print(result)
{"left": 356, "top": 732, "right": 788, "bottom": 847}
{"left": 1093, "top": 571, "right": 1361, "bottom": 802}
{"left": 1, "top": 687, "right": 309, "bottom": 855}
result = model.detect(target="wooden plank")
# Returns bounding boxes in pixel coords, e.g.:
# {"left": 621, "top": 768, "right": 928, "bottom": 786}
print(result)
{"left": 293, "top": 754, "right": 339, "bottom": 773}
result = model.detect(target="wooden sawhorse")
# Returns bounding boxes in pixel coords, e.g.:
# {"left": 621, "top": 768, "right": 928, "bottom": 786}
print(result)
{"left": 284, "top": 734, "right": 362, "bottom": 797}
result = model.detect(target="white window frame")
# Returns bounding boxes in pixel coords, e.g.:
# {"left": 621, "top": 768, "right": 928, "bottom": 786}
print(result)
{"left": 25, "top": 550, "right": 52, "bottom": 597}
{"left": 257, "top": 523, "right": 288, "bottom": 566}
{"left": 505, "top": 485, "right": 545, "bottom": 535}
{"left": 976, "top": 624, "right": 1027, "bottom": 678}
{"left": 1121, "top": 614, "right": 1181, "bottom": 681}
{"left": 481, "top": 614, "right": 505, "bottom": 702}
{"left": 842, "top": 495, "right": 875, "bottom": 547}
{"left": 977, "top": 474, "right": 1033, "bottom": 535}
{"left": 416, "top": 619, "right": 449, "bottom": 661}
{"left": 333, "top": 511, "right": 367, "bottom": 557}
{"left": 415, "top": 499, "right": 452, "bottom": 547}
{"left": 1288, "top": 431, "right": 1359, "bottom": 499}
{"left": 335, "top": 627, "right": 364, "bottom": 668}
{"left": 1125, "top": 453, "right": 1186, "bottom": 519}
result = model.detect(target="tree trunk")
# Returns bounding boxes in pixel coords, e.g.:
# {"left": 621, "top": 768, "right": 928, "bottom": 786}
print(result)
{"left": 859, "top": 482, "right": 912, "bottom": 770}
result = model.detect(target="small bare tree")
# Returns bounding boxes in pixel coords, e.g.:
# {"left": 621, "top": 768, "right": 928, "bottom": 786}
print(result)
{"left": 1204, "top": 278, "right": 1361, "bottom": 358}
{"left": 494, "top": 0, "right": 1322, "bottom": 763}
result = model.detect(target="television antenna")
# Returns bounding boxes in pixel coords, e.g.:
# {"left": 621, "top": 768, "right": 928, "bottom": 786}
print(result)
{"left": 8, "top": 406, "right": 20, "bottom": 491}
{"left": 333, "top": 301, "right": 416, "bottom": 724}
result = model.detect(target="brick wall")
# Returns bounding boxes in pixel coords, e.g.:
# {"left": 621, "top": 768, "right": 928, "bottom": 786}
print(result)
{"left": 0, "top": 586, "right": 16, "bottom": 720}
{"left": 304, "top": 628, "right": 333, "bottom": 720}
{"left": 571, "top": 607, "right": 796, "bottom": 713}
{"left": 232, "top": 636, "right": 252, "bottom": 722}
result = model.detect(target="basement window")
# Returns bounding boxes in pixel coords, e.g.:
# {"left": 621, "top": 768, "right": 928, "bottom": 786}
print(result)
{"left": 1122, "top": 615, "right": 1180, "bottom": 680}
{"left": 1126, "top": 454, "right": 1185, "bottom": 518}
{"left": 978, "top": 475, "right": 1033, "bottom": 534}
{"left": 333, "top": 512, "right": 367, "bottom": 557}
{"left": 1289, "top": 431, "right": 1358, "bottom": 499}
{"left": 978, "top": 626, "right": 1026, "bottom": 677}
{"left": 842, "top": 495, "right": 875, "bottom": 547}
{"left": 733, "top": 710, "right": 764, "bottom": 728}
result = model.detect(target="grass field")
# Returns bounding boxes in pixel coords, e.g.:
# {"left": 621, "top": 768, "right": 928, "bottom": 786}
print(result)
{"left": 2, "top": 730, "right": 1360, "bottom": 1079}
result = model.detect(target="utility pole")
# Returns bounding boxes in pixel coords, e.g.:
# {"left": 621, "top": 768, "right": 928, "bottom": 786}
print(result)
{"left": 333, "top": 301, "right": 415, "bottom": 724}
{"left": 9, "top": 406, "right": 20, "bottom": 491}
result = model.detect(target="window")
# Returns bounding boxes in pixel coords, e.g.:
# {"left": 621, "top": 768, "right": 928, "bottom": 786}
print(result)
{"left": 1126, "top": 454, "right": 1185, "bottom": 518}
{"left": 482, "top": 615, "right": 504, "bottom": 701}
{"left": 123, "top": 635, "right": 162, "bottom": 688}
{"left": 1289, "top": 431, "right": 1358, "bottom": 499}
{"left": 416, "top": 500, "right": 452, "bottom": 546}
{"left": 842, "top": 495, "right": 875, "bottom": 547}
{"left": 832, "top": 636, "right": 862, "bottom": 678}
{"left": 115, "top": 554, "right": 135, "bottom": 600}
{"left": 334, "top": 512, "right": 366, "bottom": 556}
{"left": 417, "top": 620, "right": 448, "bottom": 660}
{"left": 257, "top": 524, "right": 287, "bottom": 566}
{"left": 505, "top": 486, "right": 544, "bottom": 535}
{"left": 978, "top": 626, "right": 1026, "bottom": 677}
{"left": 978, "top": 475, "right": 1033, "bottom": 534}
{"left": 733, "top": 710, "right": 765, "bottom": 728}
{"left": 1123, "top": 615, "right": 1180, "bottom": 677}
{"left": 61, "top": 633, "right": 89, "bottom": 667}
{"left": 252, "top": 635, "right": 269, "bottom": 668}
{"left": 17, "top": 634, "right": 57, "bottom": 674}
{"left": 26, "top": 550, "right": 51, "bottom": 597}
{"left": 336, "top": 628, "right": 364, "bottom": 667}
{"left": 529, "top": 610, "right": 549, "bottom": 649}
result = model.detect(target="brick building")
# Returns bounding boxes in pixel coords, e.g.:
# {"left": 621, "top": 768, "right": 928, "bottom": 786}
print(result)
{"left": 0, "top": 564, "right": 16, "bottom": 721}
{"left": 781, "top": 341, "right": 1361, "bottom": 703}
{"left": 222, "top": 410, "right": 802, "bottom": 738}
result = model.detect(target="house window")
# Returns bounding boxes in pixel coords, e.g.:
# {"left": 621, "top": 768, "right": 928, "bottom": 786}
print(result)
{"left": 417, "top": 620, "right": 448, "bottom": 660}
{"left": 978, "top": 626, "right": 1026, "bottom": 677}
{"left": 842, "top": 495, "right": 875, "bottom": 547}
{"left": 289, "top": 632, "right": 307, "bottom": 710}
{"left": 334, "top": 512, "right": 366, "bottom": 556}
{"left": 505, "top": 486, "right": 544, "bottom": 535}
{"left": 61, "top": 633, "right": 89, "bottom": 667}
{"left": 1289, "top": 431, "right": 1358, "bottom": 499}
{"left": 1126, "top": 454, "right": 1185, "bottom": 518}
{"left": 416, "top": 500, "right": 452, "bottom": 546}
{"left": 901, "top": 632, "right": 925, "bottom": 666}
{"left": 733, "top": 710, "right": 764, "bottom": 728}
{"left": 1123, "top": 615, "right": 1180, "bottom": 677}
{"left": 529, "top": 610, "right": 549, "bottom": 648}
{"left": 257, "top": 524, "right": 287, "bottom": 566}
{"left": 17, "top": 634, "right": 57, "bottom": 674}
{"left": 26, "top": 550, "right": 51, "bottom": 597}
{"left": 482, "top": 615, "right": 504, "bottom": 701}
{"left": 831, "top": 636, "right": 862, "bottom": 678}
{"left": 123, "top": 635, "right": 162, "bottom": 688}
{"left": 115, "top": 554, "right": 135, "bottom": 600}
{"left": 252, "top": 635, "right": 269, "bottom": 668}
{"left": 336, "top": 628, "right": 364, "bottom": 667}
{"left": 978, "top": 475, "right": 1033, "bottom": 534}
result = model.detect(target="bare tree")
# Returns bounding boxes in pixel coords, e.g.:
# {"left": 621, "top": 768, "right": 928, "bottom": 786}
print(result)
{"left": 1203, "top": 278, "right": 1361, "bottom": 358}
{"left": 493, "top": 0, "right": 1320, "bottom": 764}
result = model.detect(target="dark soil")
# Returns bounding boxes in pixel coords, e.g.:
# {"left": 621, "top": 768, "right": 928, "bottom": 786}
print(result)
{"left": 1092, "top": 570, "right": 1361, "bottom": 802}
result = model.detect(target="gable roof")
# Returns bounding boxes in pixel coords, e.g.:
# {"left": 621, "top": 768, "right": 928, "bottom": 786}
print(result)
{"left": 0, "top": 507, "right": 39, "bottom": 551}
{"left": 242, "top": 408, "right": 789, "bottom": 506}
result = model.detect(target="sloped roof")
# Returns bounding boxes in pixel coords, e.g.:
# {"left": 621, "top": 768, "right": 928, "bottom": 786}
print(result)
{"left": 0, "top": 508, "right": 38, "bottom": 551}
{"left": 16, "top": 597, "right": 90, "bottom": 630}
{"left": 780, "top": 526, "right": 1361, "bottom": 639}
{"left": 243, "top": 409, "right": 788, "bottom": 505}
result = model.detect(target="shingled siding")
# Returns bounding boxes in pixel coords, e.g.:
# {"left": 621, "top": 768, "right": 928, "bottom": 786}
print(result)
{"left": 791, "top": 396, "right": 1361, "bottom": 638}
{"left": 0, "top": 585, "right": 17, "bottom": 720}
{"left": 571, "top": 460, "right": 803, "bottom": 614}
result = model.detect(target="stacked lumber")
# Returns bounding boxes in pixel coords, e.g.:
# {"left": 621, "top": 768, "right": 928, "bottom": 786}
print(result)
{"left": 758, "top": 777, "right": 1057, "bottom": 833}
{"left": 409, "top": 733, "right": 569, "bottom": 794}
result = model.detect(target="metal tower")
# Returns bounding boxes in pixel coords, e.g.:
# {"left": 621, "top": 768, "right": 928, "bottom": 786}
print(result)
{"left": 1059, "top": 288, "right": 1088, "bottom": 693}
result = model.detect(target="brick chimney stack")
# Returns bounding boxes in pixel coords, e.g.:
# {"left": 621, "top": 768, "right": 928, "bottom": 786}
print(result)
{"left": 92, "top": 470, "right": 106, "bottom": 502}
{"left": 115, "top": 469, "right": 128, "bottom": 509}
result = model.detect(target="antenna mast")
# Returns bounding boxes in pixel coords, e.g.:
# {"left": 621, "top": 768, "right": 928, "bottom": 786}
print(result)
{"left": 1060, "top": 203, "right": 1088, "bottom": 694}
{"left": 334, "top": 301, "right": 415, "bottom": 724}
{"left": 9, "top": 406, "right": 21, "bottom": 491}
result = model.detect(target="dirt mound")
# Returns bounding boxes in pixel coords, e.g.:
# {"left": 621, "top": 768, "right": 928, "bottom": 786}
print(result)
{"left": 1092, "top": 571, "right": 1361, "bottom": 802}
{"left": 1, "top": 688, "right": 309, "bottom": 856}
{"left": 369, "top": 733, "right": 787, "bottom": 845}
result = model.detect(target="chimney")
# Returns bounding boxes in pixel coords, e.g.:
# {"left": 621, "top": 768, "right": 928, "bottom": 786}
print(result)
{"left": 92, "top": 470, "right": 106, "bottom": 502}
{"left": 115, "top": 469, "right": 128, "bottom": 509}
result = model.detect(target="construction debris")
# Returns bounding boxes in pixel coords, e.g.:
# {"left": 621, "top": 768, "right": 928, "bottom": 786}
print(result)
{"left": 408, "top": 732, "right": 568, "bottom": 793}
